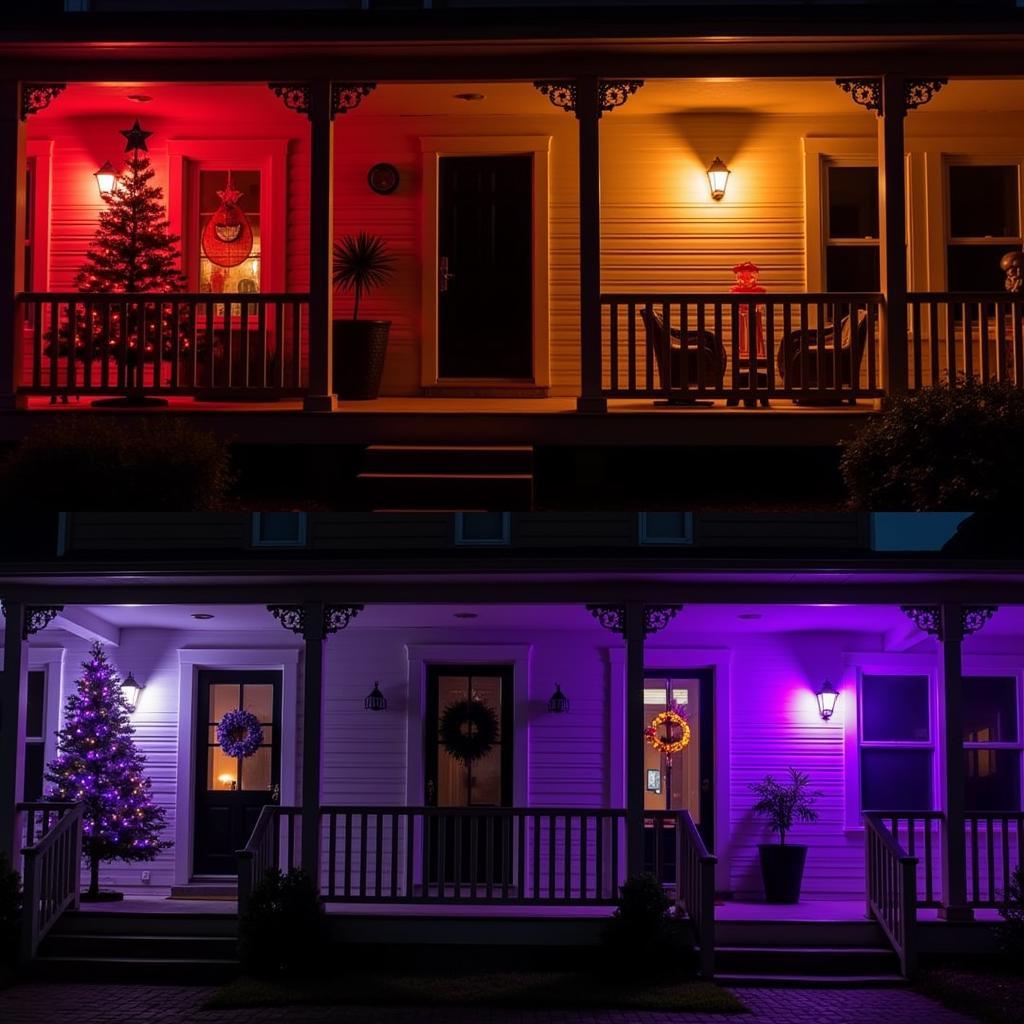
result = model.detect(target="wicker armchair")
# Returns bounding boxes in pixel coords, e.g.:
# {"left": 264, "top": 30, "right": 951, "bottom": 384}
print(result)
{"left": 640, "top": 307, "right": 727, "bottom": 406}
{"left": 777, "top": 311, "right": 869, "bottom": 405}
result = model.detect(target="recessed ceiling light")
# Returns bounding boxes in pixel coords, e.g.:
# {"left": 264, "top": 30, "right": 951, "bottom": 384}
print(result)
{"left": 453, "top": 92, "right": 485, "bottom": 102}
{"left": 127, "top": 94, "right": 152, "bottom": 103}
{"left": 453, "top": 612, "right": 478, "bottom": 619}
{"left": 191, "top": 612, "right": 215, "bottom": 620}
{"left": 738, "top": 612, "right": 762, "bottom": 620}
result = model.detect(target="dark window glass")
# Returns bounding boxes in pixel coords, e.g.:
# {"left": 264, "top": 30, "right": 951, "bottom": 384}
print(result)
{"left": 254, "top": 513, "right": 306, "bottom": 546}
{"left": 825, "top": 246, "right": 880, "bottom": 292}
{"left": 828, "top": 166, "right": 878, "bottom": 239}
{"left": 641, "top": 512, "right": 690, "bottom": 543}
{"left": 23, "top": 744, "right": 44, "bottom": 802}
{"left": 949, "top": 166, "right": 1019, "bottom": 238}
{"left": 965, "top": 749, "right": 1022, "bottom": 812}
{"left": 861, "top": 749, "right": 933, "bottom": 810}
{"left": 457, "top": 512, "right": 509, "bottom": 544}
{"left": 26, "top": 670, "right": 45, "bottom": 738}
{"left": 862, "top": 675, "right": 930, "bottom": 742}
{"left": 947, "top": 244, "right": 1014, "bottom": 292}
{"left": 963, "top": 676, "right": 1018, "bottom": 744}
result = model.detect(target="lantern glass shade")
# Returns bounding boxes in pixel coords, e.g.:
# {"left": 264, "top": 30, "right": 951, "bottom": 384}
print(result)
{"left": 816, "top": 680, "right": 839, "bottom": 721}
{"left": 94, "top": 161, "right": 117, "bottom": 200}
{"left": 121, "top": 671, "right": 145, "bottom": 712}
{"left": 547, "top": 684, "right": 570, "bottom": 714}
{"left": 707, "top": 157, "right": 730, "bottom": 201}
{"left": 364, "top": 681, "right": 387, "bottom": 712}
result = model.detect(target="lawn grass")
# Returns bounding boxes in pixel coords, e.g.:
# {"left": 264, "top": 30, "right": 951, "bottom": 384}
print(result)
{"left": 205, "top": 971, "right": 746, "bottom": 1014}
{"left": 916, "top": 967, "right": 1024, "bottom": 1024}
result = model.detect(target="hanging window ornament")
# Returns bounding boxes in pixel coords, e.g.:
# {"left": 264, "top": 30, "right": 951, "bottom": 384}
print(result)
{"left": 201, "top": 173, "right": 254, "bottom": 268}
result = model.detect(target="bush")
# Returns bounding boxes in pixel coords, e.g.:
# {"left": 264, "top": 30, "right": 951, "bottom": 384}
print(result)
{"left": 839, "top": 380, "right": 1024, "bottom": 509}
{"left": 0, "top": 853, "right": 22, "bottom": 966}
{"left": 600, "top": 874, "right": 696, "bottom": 981}
{"left": 239, "top": 868, "right": 326, "bottom": 980}
{"left": 0, "top": 417, "right": 234, "bottom": 510}
{"left": 997, "top": 865, "right": 1024, "bottom": 970}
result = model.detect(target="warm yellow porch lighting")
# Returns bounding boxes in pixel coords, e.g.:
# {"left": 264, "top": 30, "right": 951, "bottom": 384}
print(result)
{"left": 707, "top": 156, "right": 730, "bottom": 201}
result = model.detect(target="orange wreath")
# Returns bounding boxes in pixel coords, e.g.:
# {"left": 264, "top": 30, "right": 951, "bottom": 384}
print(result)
{"left": 645, "top": 709, "right": 691, "bottom": 754}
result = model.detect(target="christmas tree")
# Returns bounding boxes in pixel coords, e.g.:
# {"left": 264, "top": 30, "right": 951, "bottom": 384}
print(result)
{"left": 45, "top": 642, "right": 170, "bottom": 900}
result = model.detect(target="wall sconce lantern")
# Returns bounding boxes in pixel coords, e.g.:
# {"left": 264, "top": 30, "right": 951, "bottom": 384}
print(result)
{"left": 547, "top": 684, "right": 570, "bottom": 714}
{"left": 706, "top": 156, "right": 730, "bottom": 202}
{"left": 121, "top": 670, "right": 146, "bottom": 712}
{"left": 364, "top": 681, "right": 388, "bottom": 712}
{"left": 816, "top": 680, "right": 839, "bottom": 721}
{"left": 94, "top": 161, "right": 118, "bottom": 200}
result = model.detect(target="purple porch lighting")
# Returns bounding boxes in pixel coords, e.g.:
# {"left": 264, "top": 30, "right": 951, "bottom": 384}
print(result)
{"left": 815, "top": 680, "right": 839, "bottom": 721}
{"left": 547, "top": 684, "right": 570, "bottom": 714}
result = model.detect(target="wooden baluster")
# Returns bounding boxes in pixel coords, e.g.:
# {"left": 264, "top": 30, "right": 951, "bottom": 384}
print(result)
{"left": 945, "top": 301, "right": 957, "bottom": 384}
{"left": 729, "top": 300, "right": 740, "bottom": 402}
{"left": 579, "top": 815, "right": 587, "bottom": 902}
{"left": 548, "top": 814, "right": 556, "bottom": 900}
{"left": 608, "top": 301, "right": 618, "bottom": 395}
{"left": 911, "top": 300, "right": 922, "bottom": 390}
{"left": 997, "top": 301, "right": 1008, "bottom": 382}
{"left": 469, "top": 815, "right": 479, "bottom": 900}
{"left": 292, "top": 302, "right": 302, "bottom": 389}
{"left": 343, "top": 812, "right": 352, "bottom": 898}
{"left": 970, "top": 816, "right": 980, "bottom": 905}
{"left": 1001, "top": 818, "right": 1011, "bottom": 904}
{"left": 596, "top": 814, "right": 605, "bottom": 901}
{"left": 560, "top": 813, "right": 569, "bottom": 900}
{"left": 405, "top": 812, "right": 414, "bottom": 900}
{"left": 798, "top": 301, "right": 810, "bottom": 399}
{"left": 358, "top": 812, "right": 368, "bottom": 898}
{"left": 980, "top": 302, "right": 991, "bottom": 382}
{"left": 928, "top": 301, "right": 940, "bottom": 389}
{"left": 986, "top": 817, "right": 996, "bottom": 905}
{"left": 286, "top": 809, "right": 295, "bottom": 870}
{"left": 765, "top": 299, "right": 776, "bottom": 397}
{"left": 656, "top": 302, "right": 668, "bottom": 394}
{"left": 390, "top": 812, "right": 399, "bottom": 899}
{"left": 1014, "top": 301, "right": 1024, "bottom": 387}
{"left": 963, "top": 302, "right": 974, "bottom": 381}
{"left": 437, "top": 813, "right": 447, "bottom": 899}
{"left": 485, "top": 816, "right": 495, "bottom": 901}
{"left": 816, "top": 299, "right": 827, "bottom": 398}
{"left": 532, "top": 814, "right": 541, "bottom": 900}
{"left": 327, "top": 812, "right": 337, "bottom": 898}
{"left": 375, "top": 812, "right": 384, "bottom": 898}
{"left": 453, "top": 815, "right": 462, "bottom": 900}
{"left": 241, "top": 299, "right": 250, "bottom": 389}
{"left": 628, "top": 304, "right": 638, "bottom": 394}
{"left": 515, "top": 812, "right": 525, "bottom": 903}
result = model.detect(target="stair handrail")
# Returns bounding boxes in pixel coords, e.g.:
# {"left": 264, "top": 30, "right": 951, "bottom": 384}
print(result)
{"left": 864, "top": 812, "right": 918, "bottom": 978}
{"left": 675, "top": 809, "right": 717, "bottom": 979}
{"left": 237, "top": 805, "right": 301, "bottom": 917}
{"left": 17, "top": 801, "right": 84, "bottom": 964}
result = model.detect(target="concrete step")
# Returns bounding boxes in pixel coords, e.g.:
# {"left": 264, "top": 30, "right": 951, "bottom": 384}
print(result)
{"left": 364, "top": 444, "right": 534, "bottom": 475}
{"left": 39, "top": 932, "right": 238, "bottom": 961}
{"left": 715, "top": 972, "right": 907, "bottom": 988}
{"left": 715, "top": 918, "right": 886, "bottom": 948}
{"left": 715, "top": 945, "right": 899, "bottom": 977}
{"left": 29, "top": 955, "right": 239, "bottom": 985}
{"left": 169, "top": 883, "right": 238, "bottom": 900}
{"left": 51, "top": 910, "right": 237, "bottom": 938}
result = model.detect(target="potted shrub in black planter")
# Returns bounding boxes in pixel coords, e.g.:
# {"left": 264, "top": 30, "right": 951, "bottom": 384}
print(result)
{"left": 750, "top": 767, "right": 821, "bottom": 903}
{"left": 332, "top": 231, "right": 396, "bottom": 400}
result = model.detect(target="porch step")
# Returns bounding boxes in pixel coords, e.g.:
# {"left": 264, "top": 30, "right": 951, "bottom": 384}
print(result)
{"left": 356, "top": 444, "right": 534, "bottom": 509}
{"left": 715, "top": 944, "right": 901, "bottom": 978}
{"left": 169, "top": 882, "right": 238, "bottom": 900}
{"left": 39, "top": 932, "right": 238, "bottom": 961}
{"left": 715, "top": 973, "right": 907, "bottom": 988}
{"left": 28, "top": 955, "right": 238, "bottom": 985}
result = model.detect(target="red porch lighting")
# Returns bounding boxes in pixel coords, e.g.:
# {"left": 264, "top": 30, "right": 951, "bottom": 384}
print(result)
{"left": 93, "top": 161, "right": 117, "bottom": 200}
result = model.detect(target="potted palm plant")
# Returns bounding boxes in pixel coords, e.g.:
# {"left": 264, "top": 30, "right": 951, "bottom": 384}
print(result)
{"left": 750, "top": 767, "right": 821, "bottom": 903}
{"left": 332, "top": 232, "right": 396, "bottom": 400}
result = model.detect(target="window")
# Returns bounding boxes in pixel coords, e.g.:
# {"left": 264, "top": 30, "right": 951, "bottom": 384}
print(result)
{"left": 859, "top": 674, "right": 934, "bottom": 811}
{"left": 963, "top": 675, "right": 1021, "bottom": 812}
{"left": 251, "top": 513, "right": 307, "bottom": 548}
{"left": 454, "top": 512, "right": 511, "bottom": 546}
{"left": 197, "top": 168, "right": 262, "bottom": 294}
{"left": 947, "top": 164, "right": 1022, "bottom": 292}
{"left": 825, "top": 164, "right": 879, "bottom": 292}
{"left": 23, "top": 670, "right": 47, "bottom": 801}
{"left": 638, "top": 512, "right": 693, "bottom": 546}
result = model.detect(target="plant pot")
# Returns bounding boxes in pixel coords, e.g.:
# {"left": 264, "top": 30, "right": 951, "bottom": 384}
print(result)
{"left": 80, "top": 890, "right": 124, "bottom": 903}
{"left": 757, "top": 844, "right": 808, "bottom": 904}
{"left": 332, "top": 319, "right": 391, "bottom": 400}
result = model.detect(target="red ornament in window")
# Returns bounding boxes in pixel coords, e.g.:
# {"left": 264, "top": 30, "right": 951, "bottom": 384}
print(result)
{"left": 201, "top": 175, "right": 254, "bottom": 268}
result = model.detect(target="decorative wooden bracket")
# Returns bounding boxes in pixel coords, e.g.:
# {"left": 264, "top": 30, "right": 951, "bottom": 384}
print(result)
{"left": 0, "top": 601, "right": 65, "bottom": 640}
{"left": 534, "top": 80, "right": 644, "bottom": 119}
{"left": 268, "top": 604, "right": 363, "bottom": 636}
{"left": 268, "top": 83, "right": 310, "bottom": 116}
{"left": 901, "top": 604, "right": 996, "bottom": 640}
{"left": 269, "top": 82, "right": 376, "bottom": 119}
{"left": 836, "top": 77, "right": 948, "bottom": 117}
{"left": 587, "top": 604, "right": 681, "bottom": 636}
{"left": 21, "top": 84, "right": 65, "bottom": 121}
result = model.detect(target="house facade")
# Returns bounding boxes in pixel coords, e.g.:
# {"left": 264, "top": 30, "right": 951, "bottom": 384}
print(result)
{"left": 1, "top": 2, "right": 1023, "bottom": 453}
{"left": 2, "top": 511, "right": 1022, "bottom": 977}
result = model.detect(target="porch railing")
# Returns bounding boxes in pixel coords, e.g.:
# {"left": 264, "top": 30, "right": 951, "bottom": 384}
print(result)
{"left": 966, "top": 811, "right": 1024, "bottom": 907}
{"left": 864, "top": 812, "right": 918, "bottom": 978}
{"left": 17, "top": 292, "right": 309, "bottom": 399}
{"left": 873, "top": 811, "right": 944, "bottom": 908}
{"left": 320, "top": 806, "right": 626, "bottom": 904}
{"left": 236, "top": 805, "right": 302, "bottom": 917}
{"left": 600, "top": 292, "right": 883, "bottom": 404}
{"left": 670, "top": 810, "right": 716, "bottom": 979}
{"left": 16, "top": 801, "right": 83, "bottom": 964}
{"left": 907, "top": 293, "right": 1024, "bottom": 389}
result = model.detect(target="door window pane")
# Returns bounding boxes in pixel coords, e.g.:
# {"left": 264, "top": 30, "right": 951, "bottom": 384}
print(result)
{"left": 455, "top": 512, "right": 510, "bottom": 545}
{"left": 862, "top": 675, "right": 930, "bottom": 742}
{"left": 828, "top": 166, "right": 879, "bottom": 239}
{"left": 643, "top": 676, "right": 700, "bottom": 820}
{"left": 198, "top": 168, "right": 261, "bottom": 294}
{"left": 861, "top": 749, "right": 933, "bottom": 810}
{"left": 208, "top": 746, "right": 239, "bottom": 791}
{"left": 210, "top": 683, "right": 240, "bottom": 722}
{"left": 26, "top": 670, "right": 45, "bottom": 739}
{"left": 435, "top": 671, "right": 506, "bottom": 807}
{"left": 949, "top": 166, "right": 1019, "bottom": 238}
{"left": 242, "top": 684, "right": 275, "bottom": 724}
{"left": 963, "top": 676, "right": 1018, "bottom": 743}
{"left": 240, "top": 746, "right": 272, "bottom": 791}
{"left": 23, "top": 745, "right": 44, "bottom": 802}
{"left": 965, "top": 749, "right": 1022, "bottom": 811}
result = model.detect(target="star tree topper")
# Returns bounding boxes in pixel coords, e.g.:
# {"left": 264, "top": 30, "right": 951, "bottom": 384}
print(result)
{"left": 121, "top": 119, "right": 152, "bottom": 153}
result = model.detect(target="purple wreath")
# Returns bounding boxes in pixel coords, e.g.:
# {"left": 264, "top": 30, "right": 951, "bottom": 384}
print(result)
{"left": 216, "top": 708, "right": 264, "bottom": 759}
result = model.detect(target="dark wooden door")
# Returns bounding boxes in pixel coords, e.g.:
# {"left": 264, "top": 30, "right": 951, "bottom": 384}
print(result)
{"left": 424, "top": 664, "right": 514, "bottom": 888}
{"left": 437, "top": 155, "right": 533, "bottom": 379}
{"left": 193, "top": 670, "right": 281, "bottom": 877}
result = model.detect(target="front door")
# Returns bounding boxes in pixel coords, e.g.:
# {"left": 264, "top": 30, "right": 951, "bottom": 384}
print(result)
{"left": 437, "top": 155, "right": 533, "bottom": 380}
{"left": 642, "top": 669, "right": 715, "bottom": 878}
{"left": 193, "top": 669, "right": 281, "bottom": 876}
{"left": 425, "top": 664, "right": 514, "bottom": 888}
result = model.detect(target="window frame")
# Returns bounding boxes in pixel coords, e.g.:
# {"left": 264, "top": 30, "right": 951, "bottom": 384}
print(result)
{"left": 250, "top": 512, "right": 309, "bottom": 549}
{"left": 822, "top": 161, "right": 881, "bottom": 293}
{"left": 961, "top": 668, "right": 1024, "bottom": 813}
{"left": 637, "top": 512, "right": 693, "bottom": 546}
{"left": 453, "top": 512, "right": 511, "bottom": 546}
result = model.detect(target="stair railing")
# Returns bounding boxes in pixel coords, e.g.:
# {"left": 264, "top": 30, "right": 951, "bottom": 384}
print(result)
{"left": 675, "top": 809, "right": 717, "bottom": 979}
{"left": 236, "top": 805, "right": 301, "bottom": 916}
{"left": 17, "top": 801, "right": 83, "bottom": 964}
{"left": 864, "top": 812, "right": 918, "bottom": 977}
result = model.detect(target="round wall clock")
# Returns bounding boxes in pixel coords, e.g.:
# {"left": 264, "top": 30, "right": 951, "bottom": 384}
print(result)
{"left": 367, "top": 163, "right": 400, "bottom": 195}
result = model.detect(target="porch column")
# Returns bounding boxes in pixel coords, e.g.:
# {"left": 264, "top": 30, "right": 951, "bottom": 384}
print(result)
{"left": 305, "top": 78, "right": 336, "bottom": 412}
{"left": 0, "top": 82, "right": 27, "bottom": 411}
{"left": 0, "top": 601, "right": 27, "bottom": 863}
{"left": 878, "top": 74, "right": 909, "bottom": 397}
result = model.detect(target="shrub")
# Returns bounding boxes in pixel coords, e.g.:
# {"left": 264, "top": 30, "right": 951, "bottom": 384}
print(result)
{"left": 600, "top": 874, "right": 696, "bottom": 981}
{"left": 749, "top": 768, "right": 821, "bottom": 845}
{"left": 0, "top": 417, "right": 234, "bottom": 510}
{"left": 239, "top": 868, "right": 326, "bottom": 980}
{"left": 839, "top": 379, "right": 1024, "bottom": 509}
{"left": 0, "top": 853, "right": 22, "bottom": 966}
{"left": 997, "top": 864, "right": 1024, "bottom": 969}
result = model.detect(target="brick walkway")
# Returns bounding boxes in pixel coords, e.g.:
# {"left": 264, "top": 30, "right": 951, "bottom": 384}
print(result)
{"left": 0, "top": 983, "right": 982, "bottom": 1024}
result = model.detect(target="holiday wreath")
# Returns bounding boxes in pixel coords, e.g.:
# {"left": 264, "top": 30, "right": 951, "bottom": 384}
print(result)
{"left": 439, "top": 698, "right": 500, "bottom": 765}
{"left": 644, "top": 709, "right": 691, "bottom": 754}
{"left": 217, "top": 708, "right": 264, "bottom": 759}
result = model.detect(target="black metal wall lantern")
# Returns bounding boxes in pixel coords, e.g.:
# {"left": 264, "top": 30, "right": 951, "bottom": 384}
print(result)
{"left": 364, "top": 681, "right": 388, "bottom": 712}
{"left": 547, "top": 684, "right": 570, "bottom": 714}
{"left": 816, "top": 680, "right": 839, "bottom": 721}
{"left": 707, "top": 156, "right": 730, "bottom": 201}
{"left": 121, "top": 670, "right": 146, "bottom": 712}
